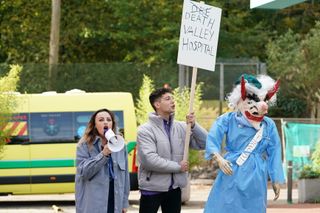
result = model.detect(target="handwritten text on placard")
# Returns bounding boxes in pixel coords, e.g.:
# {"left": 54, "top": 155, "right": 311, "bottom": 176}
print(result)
{"left": 177, "top": 1, "right": 221, "bottom": 71}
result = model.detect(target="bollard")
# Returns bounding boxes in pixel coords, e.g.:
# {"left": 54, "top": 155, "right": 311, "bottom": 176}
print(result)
{"left": 287, "top": 161, "right": 293, "bottom": 204}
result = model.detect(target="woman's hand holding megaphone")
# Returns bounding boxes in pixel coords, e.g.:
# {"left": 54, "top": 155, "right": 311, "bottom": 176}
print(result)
{"left": 102, "top": 145, "right": 112, "bottom": 157}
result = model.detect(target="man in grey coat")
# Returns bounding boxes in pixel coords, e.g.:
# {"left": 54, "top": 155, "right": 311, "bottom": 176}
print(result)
{"left": 137, "top": 87, "right": 208, "bottom": 213}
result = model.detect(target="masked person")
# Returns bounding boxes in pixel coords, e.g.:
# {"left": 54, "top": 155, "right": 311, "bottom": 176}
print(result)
{"left": 204, "top": 74, "right": 285, "bottom": 213}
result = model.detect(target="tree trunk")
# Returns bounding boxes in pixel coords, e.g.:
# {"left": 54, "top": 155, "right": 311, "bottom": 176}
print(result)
{"left": 48, "top": 0, "right": 61, "bottom": 90}
{"left": 310, "top": 101, "right": 320, "bottom": 119}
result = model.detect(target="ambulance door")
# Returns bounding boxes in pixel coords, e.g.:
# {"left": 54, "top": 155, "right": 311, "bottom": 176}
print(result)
{"left": 0, "top": 113, "right": 31, "bottom": 194}
{"left": 29, "top": 111, "right": 76, "bottom": 194}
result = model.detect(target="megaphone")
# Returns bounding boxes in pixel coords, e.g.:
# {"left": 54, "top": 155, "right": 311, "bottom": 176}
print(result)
{"left": 104, "top": 128, "right": 124, "bottom": 152}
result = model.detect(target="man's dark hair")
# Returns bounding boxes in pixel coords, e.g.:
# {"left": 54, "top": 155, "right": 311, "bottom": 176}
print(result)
{"left": 149, "top": 88, "right": 172, "bottom": 111}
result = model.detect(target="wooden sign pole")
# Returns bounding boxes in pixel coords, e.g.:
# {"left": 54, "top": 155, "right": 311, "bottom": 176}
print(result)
{"left": 183, "top": 66, "right": 198, "bottom": 161}
{"left": 182, "top": 0, "right": 204, "bottom": 162}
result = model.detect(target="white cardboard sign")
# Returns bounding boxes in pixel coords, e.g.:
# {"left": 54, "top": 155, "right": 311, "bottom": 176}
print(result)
{"left": 177, "top": 0, "right": 222, "bottom": 72}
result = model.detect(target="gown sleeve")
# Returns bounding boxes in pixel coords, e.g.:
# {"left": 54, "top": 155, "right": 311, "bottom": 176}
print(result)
{"left": 266, "top": 120, "right": 286, "bottom": 184}
{"left": 205, "top": 113, "right": 229, "bottom": 160}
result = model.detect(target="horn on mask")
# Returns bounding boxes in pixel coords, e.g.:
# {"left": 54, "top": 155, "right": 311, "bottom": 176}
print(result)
{"left": 266, "top": 79, "right": 280, "bottom": 101}
{"left": 241, "top": 76, "right": 246, "bottom": 100}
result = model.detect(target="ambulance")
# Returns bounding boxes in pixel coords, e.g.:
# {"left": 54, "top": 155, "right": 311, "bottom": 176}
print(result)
{"left": 0, "top": 90, "right": 138, "bottom": 194}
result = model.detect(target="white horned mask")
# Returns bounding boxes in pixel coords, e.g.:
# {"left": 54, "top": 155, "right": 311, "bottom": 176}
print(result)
{"left": 227, "top": 74, "right": 280, "bottom": 129}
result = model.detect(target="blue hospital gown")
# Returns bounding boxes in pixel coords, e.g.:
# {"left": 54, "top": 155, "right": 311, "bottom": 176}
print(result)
{"left": 204, "top": 112, "right": 285, "bottom": 213}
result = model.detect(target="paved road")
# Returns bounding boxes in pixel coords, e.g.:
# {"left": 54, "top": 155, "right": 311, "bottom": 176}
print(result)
{"left": 1, "top": 182, "right": 320, "bottom": 213}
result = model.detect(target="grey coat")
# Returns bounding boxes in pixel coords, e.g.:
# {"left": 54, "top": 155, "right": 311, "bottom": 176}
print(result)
{"left": 75, "top": 136, "right": 130, "bottom": 213}
{"left": 137, "top": 112, "right": 207, "bottom": 192}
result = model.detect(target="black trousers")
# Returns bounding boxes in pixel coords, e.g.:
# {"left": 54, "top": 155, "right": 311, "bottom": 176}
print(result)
{"left": 108, "top": 179, "right": 114, "bottom": 212}
{"left": 139, "top": 187, "right": 181, "bottom": 213}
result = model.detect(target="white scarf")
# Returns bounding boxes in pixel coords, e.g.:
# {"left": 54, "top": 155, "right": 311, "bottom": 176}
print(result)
{"left": 236, "top": 126, "right": 264, "bottom": 166}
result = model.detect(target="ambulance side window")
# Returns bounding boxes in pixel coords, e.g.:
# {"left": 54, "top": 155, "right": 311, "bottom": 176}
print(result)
{"left": 29, "top": 112, "right": 74, "bottom": 143}
{"left": 8, "top": 110, "right": 125, "bottom": 144}
{"left": 74, "top": 112, "right": 93, "bottom": 140}
{"left": 74, "top": 111, "right": 124, "bottom": 139}
{"left": 113, "top": 111, "right": 124, "bottom": 137}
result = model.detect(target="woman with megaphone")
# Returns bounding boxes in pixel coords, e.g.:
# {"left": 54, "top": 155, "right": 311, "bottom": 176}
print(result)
{"left": 75, "top": 108, "right": 129, "bottom": 213}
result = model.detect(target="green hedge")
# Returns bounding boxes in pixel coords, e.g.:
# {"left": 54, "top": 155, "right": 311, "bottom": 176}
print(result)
{"left": 0, "top": 62, "right": 262, "bottom": 101}
{"left": 0, "top": 63, "right": 179, "bottom": 100}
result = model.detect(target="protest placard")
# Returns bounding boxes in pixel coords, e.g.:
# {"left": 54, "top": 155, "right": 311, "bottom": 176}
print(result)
{"left": 177, "top": 0, "right": 221, "bottom": 71}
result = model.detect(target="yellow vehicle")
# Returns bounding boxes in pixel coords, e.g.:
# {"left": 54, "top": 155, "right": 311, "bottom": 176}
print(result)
{"left": 0, "top": 90, "right": 138, "bottom": 195}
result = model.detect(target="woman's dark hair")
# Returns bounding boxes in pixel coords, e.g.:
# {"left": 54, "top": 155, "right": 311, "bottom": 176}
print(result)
{"left": 79, "top": 108, "right": 116, "bottom": 147}
{"left": 149, "top": 88, "right": 172, "bottom": 111}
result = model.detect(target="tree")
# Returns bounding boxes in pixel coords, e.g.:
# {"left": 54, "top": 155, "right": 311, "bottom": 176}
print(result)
{"left": 0, "top": 65, "right": 22, "bottom": 155}
{"left": 312, "top": 141, "right": 320, "bottom": 170}
{"left": 48, "top": 0, "right": 61, "bottom": 90}
{"left": 0, "top": 1, "right": 116, "bottom": 63}
{"left": 1, "top": 0, "right": 320, "bottom": 64}
{"left": 267, "top": 22, "right": 320, "bottom": 118}
{"left": 216, "top": 0, "right": 271, "bottom": 59}
{"left": 135, "top": 75, "right": 155, "bottom": 125}
{"left": 0, "top": 1, "right": 51, "bottom": 63}
{"left": 107, "top": 0, "right": 182, "bottom": 64}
